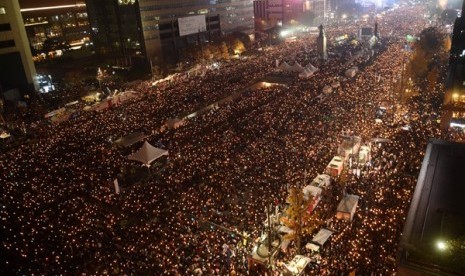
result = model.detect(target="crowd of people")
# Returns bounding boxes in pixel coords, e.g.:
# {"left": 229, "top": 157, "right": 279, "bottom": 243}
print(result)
{"left": 1, "top": 2, "right": 463, "bottom": 275}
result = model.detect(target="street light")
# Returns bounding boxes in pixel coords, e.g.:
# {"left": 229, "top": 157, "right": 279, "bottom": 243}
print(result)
{"left": 437, "top": 240, "right": 447, "bottom": 251}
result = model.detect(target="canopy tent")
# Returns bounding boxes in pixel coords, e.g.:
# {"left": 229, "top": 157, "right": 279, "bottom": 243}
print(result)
{"left": 305, "top": 63, "right": 318, "bottom": 73}
{"left": 305, "top": 228, "right": 334, "bottom": 251}
{"left": 299, "top": 68, "right": 314, "bottom": 79}
{"left": 128, "top": 141, "right": 168, "bottom": 167}
{"left": 284, "top": 255, "right": 311, "bottom": 276}
{"left": 278, "top": 61, "right": 307, "bottom": 73}
{"left": 290, "top": 62, "right": 304, "bottom": 73}
{"left": 278, "top": 61, "right": 291, "bottom": 71}
{"left": 312, "top": 228, "right": 333, "bottom": 246}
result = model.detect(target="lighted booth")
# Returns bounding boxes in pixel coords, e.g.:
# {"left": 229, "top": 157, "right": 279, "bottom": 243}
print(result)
{"left": 305, "top": 228, "right": 334, "bottom": 252}
{"left": 358, "top": 145, "right": 371, "bottom": 164}
{"left": 336, "top": 194, "right": 360, "bottom": 221}
{"left": 326, "top": 156, "right": 344, "bottom": 177}
{"left": 337, "top": 136, "right": 361, "bottom": 160}
{"left": 310, "top": 174, "right": 331, "bottom": 188}
{"left": 283, "top": 255, "right": 311, "bottom": 276}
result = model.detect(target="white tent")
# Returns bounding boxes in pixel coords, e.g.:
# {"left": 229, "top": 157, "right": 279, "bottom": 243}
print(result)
{"left": 311, "top": 228, "right": 333, "bottom": 246}
{"left": 305, "top": 228, "right": 334, "bottom": 251}
{"left": 278, "top": 61, "right": 291, "bottom": 71}
{"left": 305, "top": 63, "right": 318, "bottom": 73}
{"left": 284, "top": 255, "right": 311, "bottom": 276}
{"left": 128, "top": 141, "right": 168, "bottom": 167}
{"left": 299, "top": 68, "right": 314, "bottom": 79}
{"left": 291, "top": 62, "right": 305, "bottom": 73}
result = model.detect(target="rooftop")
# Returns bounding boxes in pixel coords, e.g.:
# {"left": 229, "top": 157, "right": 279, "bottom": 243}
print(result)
{"left": 399, "top": 139, "right": 465, "bottom": 275}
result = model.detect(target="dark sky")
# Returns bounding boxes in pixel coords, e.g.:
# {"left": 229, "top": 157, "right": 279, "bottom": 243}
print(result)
{"left": 19, "top": 0, "right": 82, "bottom": 9}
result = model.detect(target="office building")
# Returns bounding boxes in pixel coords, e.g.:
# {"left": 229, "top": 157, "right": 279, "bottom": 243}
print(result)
{"left": 18, "top": 1, "right": 91, "bottom": 54}
{"left": 0, "top": 0, "right": 38, "bottom": 99}
{"left": 441, "top": 0, "right": 465, "bottom": 129}
{"left": 86, "top": 0, "right": 254, "bottom": 66}
{"left": 253, "top": 0, "right": 330, "bottom": 31}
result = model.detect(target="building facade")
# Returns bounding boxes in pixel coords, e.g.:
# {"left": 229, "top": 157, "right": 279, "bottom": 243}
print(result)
{"left": 0, "top": 0, "right": 38, "bottom": 98}
{"left": 253, "top": 0, "right": 331, "bottom": 32}
{"left": 86, "top": 0, "right": 254, "bottom": 67}
{"left": 18, "top": 1, "right": 91, "bottom": 55}
{"left": 441, "top": 0, "right": 465, "bottom": 129}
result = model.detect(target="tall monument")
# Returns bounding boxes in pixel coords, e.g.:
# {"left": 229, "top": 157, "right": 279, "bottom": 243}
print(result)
{"left": 317, "top": 24, "right": 327, "bottom": 60}
{"left": 441, "top": 0, "right": 465, "bottom": 129}
{"left": 374, "top": 21, "right": 380, "bottom": 38}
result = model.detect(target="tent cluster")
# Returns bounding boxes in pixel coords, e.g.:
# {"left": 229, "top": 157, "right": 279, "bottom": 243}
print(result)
{"left": 276, "top": 61, "right": 319, "bottom": 79}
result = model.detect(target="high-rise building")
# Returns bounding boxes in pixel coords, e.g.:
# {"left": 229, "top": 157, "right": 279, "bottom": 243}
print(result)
{"left": 441, "top": 0, "right": 465, "bottom": 129}
{"left": 18, "top": 1, "right": 91, "bottom": 54}
{"left": 329, "top": 0, "right": 355, "bottom": 15}
{"left": 308, "top": 0, "right": 327, "bottom": 24}
{"left": 86, "top": 0, "right": 255, "bottom": 67}
{"left": 0, "top": 0, "right": 38, "bottom": 99}
{"left": 85, "top": 0, "right": 143, "bottom": 61}
{"left": 253, "top": 0, "right": 330, "bottom": 31}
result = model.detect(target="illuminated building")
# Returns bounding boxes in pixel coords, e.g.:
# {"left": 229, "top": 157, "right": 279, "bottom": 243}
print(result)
{"left": 0, "top": 0, "right": 38, "bottom": 98}
{"left": 18, "top": 1, "right": 91, "bottom": 53}
{"left": 441, "top": 0, "right": 465, "bottom": 129}
{"left": 85, "top": 0, "right": 254, "bottom": 66}
{"left": 253, "top": 0, "right": 331, "bottom": 31}
{"left": 329, "top": 0, "right": 355, "bottom": 15}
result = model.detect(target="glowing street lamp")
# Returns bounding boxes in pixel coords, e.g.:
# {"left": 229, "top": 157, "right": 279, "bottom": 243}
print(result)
{"left": 437, "top": 240, "right": 447, "bottom": 251}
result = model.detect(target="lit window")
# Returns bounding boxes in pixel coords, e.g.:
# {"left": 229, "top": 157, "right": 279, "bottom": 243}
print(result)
{"left": 0, "top": 7, "right": 5, "bottom": 14}
{"left": 118, "top": 0, "right": 135, "bottom": 5}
